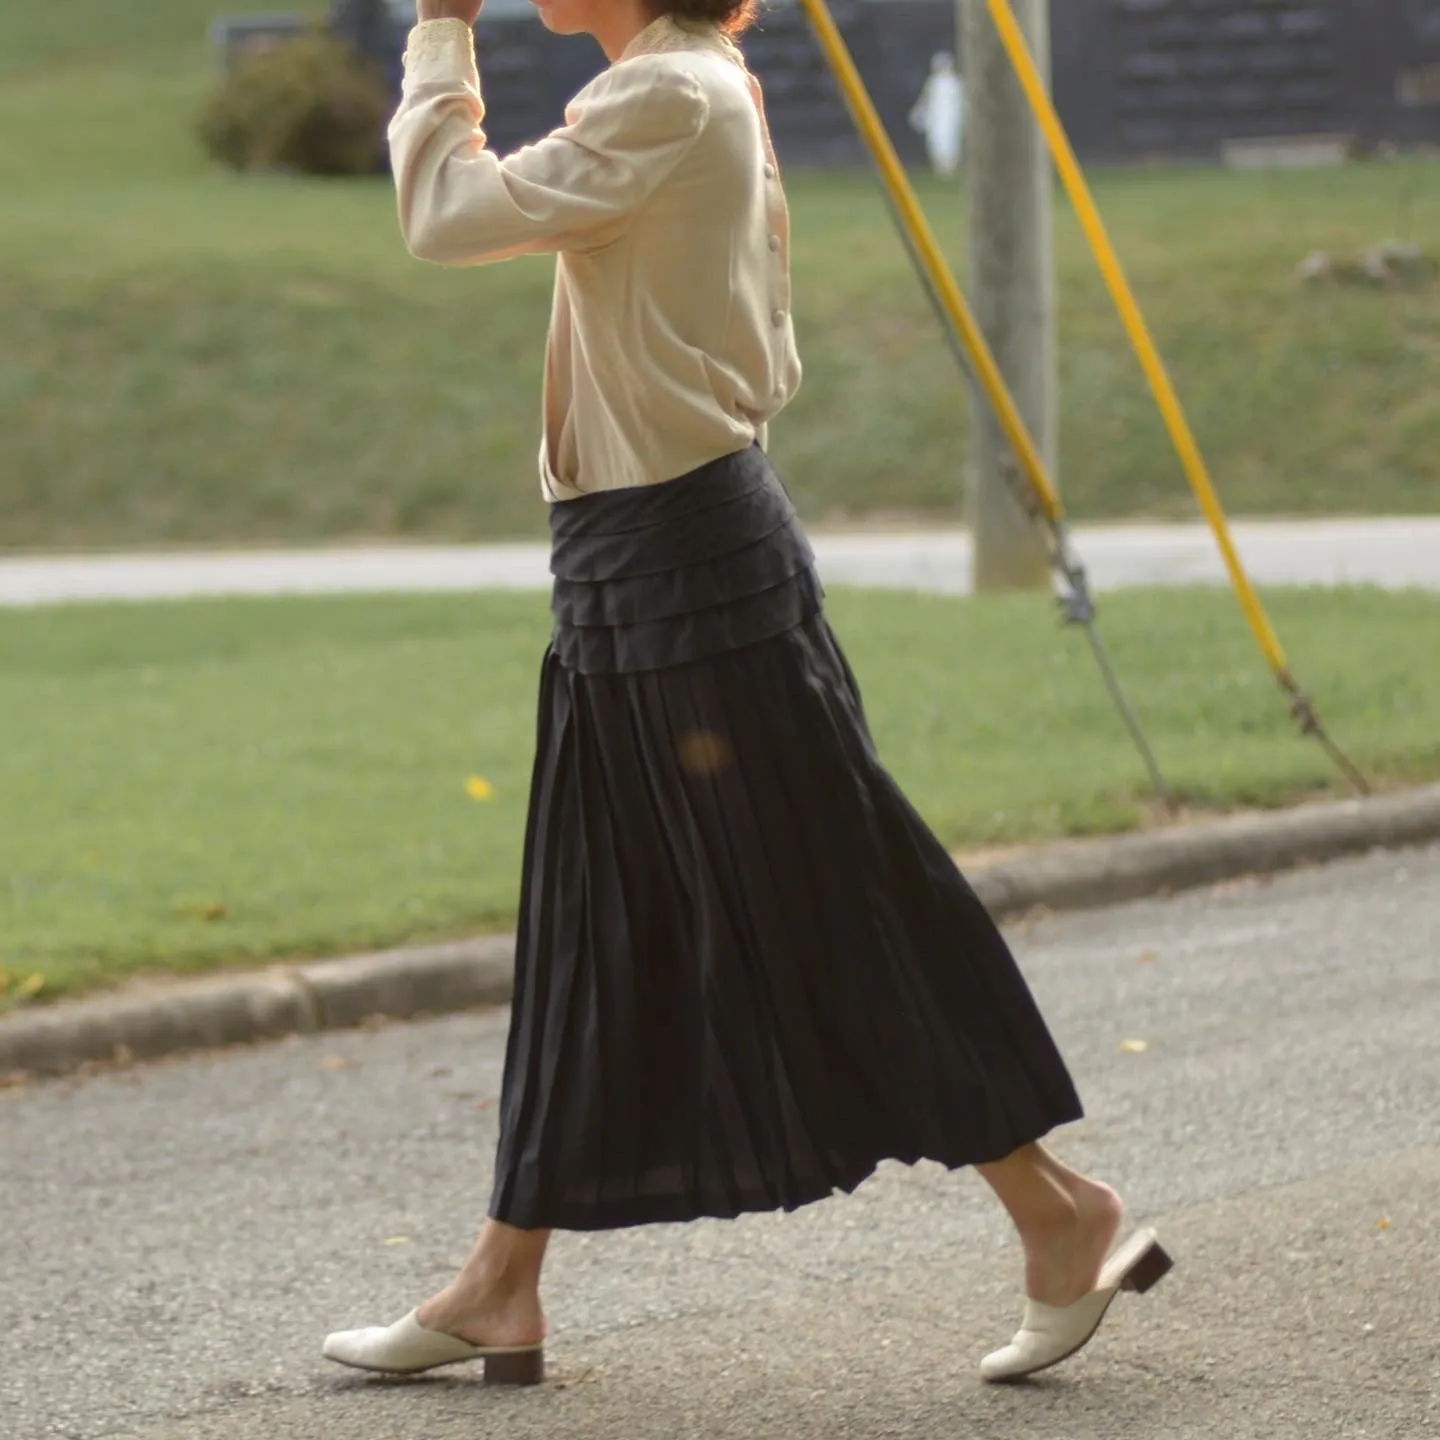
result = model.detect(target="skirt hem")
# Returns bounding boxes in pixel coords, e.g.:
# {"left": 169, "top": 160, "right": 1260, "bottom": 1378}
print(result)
{"left": 488, "top": 1113, "right": 1081, "bottom": 1233}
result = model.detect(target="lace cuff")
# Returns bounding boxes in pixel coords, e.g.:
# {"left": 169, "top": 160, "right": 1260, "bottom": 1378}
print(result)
{"left": 404, "top": 18, "right": 476, "bottom": 68}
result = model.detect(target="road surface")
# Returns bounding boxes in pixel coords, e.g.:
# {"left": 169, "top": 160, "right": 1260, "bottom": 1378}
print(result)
{"left": 3, "top": 846, "right": 1438, "bottom": 1439}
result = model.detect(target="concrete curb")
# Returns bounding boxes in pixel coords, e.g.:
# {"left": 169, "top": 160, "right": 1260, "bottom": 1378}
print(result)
{"left": 967, "top": 782, "right": 1440, "bottom": 918}
{"left": 0, "top": 936, "right": 516, "bottom": 1082}
{"left": 4, "top": 785, "right": 1439, "bottom": 1081}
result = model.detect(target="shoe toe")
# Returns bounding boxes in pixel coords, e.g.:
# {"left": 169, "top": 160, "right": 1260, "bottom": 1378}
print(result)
{"left": 323, "top": 1326, "right": 377, "bottom": 1366}
{"left": 979, "top": 1339, "right": 1028, "bottom": 1383}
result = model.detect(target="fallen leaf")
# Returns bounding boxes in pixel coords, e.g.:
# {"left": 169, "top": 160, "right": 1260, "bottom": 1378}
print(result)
{"left": 1378, "top": 1217, "right": 1392, "bottom": 1231}
{"left": 1210, "top": 876, "right": 1250, "bottom": 897}
{"left": 553, "top": 1366, "right": 601, "bottom": 1391}
{"left": 320, "top": 1054, "right": 356, "bottom": 1072}
{"left": 384, "top": 1236, "right": 411, "bottom": 1247}
{"left": 1119, "top": 1039, "right": 1150, "bottom": 1054}
{"left": 465, "top": 775, "right": 496, "bottom": 802}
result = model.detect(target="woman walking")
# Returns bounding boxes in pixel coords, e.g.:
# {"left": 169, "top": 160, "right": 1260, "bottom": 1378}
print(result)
{"left": 324, "top": 0, "right": 1171, "bottom": 1388}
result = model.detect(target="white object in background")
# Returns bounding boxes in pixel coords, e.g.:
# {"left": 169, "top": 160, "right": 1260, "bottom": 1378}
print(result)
{"left": 909, "top": 52, "right": 966, "bottom": 178}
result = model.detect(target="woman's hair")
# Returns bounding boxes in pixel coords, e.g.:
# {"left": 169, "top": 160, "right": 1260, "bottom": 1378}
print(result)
{"left": 656, "top": 0, "right": 761, "bottom": 39}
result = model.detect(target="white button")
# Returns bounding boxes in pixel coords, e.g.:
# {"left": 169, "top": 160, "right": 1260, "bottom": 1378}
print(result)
{"left": 772, "top": 308, "right": 786, "bottom": 327}
{"left": 768, "top": 234, "right": 782, "bottom": 253}
{"left": 764, "top": 162, "right": 776, "bottom": 180}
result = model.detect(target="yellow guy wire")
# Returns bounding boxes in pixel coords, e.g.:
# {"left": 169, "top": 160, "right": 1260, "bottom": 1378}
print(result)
{"left": 798, "top": 0, "right": 1180, "bottom": 808}
{"left": 797, "top": 0, "right": 1363, "bottom": 794}
{"left": 982, "top": 0, "right": 1292, "bottom": 680}
{"left": 796, "top": 0, "right": 1063, "bottom": 528}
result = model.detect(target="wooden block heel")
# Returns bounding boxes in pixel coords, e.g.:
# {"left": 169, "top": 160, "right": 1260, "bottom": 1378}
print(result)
{"left": 484, "top": 1348, "right": 546, "bottom": 1386}
{"left": 1120, "top": 1239, "right": 1174, "bottom": 1295}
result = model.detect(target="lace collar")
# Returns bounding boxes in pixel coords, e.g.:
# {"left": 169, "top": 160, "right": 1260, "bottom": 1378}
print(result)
{"left": 619, "top": 15, "right": 744, "bottom": 66}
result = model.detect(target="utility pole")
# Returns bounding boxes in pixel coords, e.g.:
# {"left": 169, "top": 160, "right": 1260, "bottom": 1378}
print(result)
{"left": 961, "top": 0, "right": 1056, "bottom": 592}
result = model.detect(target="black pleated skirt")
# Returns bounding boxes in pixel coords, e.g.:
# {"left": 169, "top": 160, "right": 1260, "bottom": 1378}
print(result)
{"left": 488, "top": 444, "right": 1082, "bottom": 1232}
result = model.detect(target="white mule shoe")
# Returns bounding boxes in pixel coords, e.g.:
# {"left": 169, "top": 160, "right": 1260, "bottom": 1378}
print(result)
{"left": 323, "top": 1309, "right": 545, "bottom": 1384}
{"left": 980, "top": 1227, "right": 1173, "bottom": 1383}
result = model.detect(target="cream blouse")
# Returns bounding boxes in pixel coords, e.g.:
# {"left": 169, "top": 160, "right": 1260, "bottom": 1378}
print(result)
{"left": 387, "top": 15, "right": 804, "bottom": 502}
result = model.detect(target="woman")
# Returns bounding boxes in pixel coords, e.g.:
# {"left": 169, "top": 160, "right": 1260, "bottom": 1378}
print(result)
{"left": 323, "top": 0, "right": 1171, "bottom": 1389}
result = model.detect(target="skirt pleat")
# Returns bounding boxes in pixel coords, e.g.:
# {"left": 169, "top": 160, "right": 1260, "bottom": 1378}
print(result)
{"left": 488, "top": 446, "right": 1083, "bottom": 1232}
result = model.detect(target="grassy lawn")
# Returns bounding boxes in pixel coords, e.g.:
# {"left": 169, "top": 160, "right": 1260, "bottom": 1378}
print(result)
{"left": 3, "top": 585, "right": 1439, "bottom": 1003}
{"left": 1, "top": 3, "right": 1438, "bottom": 550}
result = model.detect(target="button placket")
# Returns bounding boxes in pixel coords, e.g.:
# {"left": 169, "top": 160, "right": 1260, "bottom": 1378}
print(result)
{"left": 748, "top": 68, "right": 793, "bottom": 409}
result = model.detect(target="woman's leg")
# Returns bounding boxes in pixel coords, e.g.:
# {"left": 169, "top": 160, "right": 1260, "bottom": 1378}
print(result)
{"left": 977, "top": 1143, "right": 1126, "bottom": 1307}
{"left": 416, "top": 1220, "right": 551, "bottom": 1347}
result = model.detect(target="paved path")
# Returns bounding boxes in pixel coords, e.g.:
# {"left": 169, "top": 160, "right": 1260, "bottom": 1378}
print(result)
{"left": 5, "top": 847, "right": 1438, "bottom": 1439}
{"left": 2, "top": 517, "right": 1438, "bottom": 606}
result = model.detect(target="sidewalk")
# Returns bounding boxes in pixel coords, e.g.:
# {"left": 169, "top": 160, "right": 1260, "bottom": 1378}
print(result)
{"left": 3, "top": 516, "right": 1438, "bottom": 606}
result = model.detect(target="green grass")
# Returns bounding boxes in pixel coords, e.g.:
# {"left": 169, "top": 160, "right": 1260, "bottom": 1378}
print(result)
{"left": 3, "top": 585, "right": 1439, "bottom": 1001}
{"left": 1, "top": 1, "right": 1439, "bottom": 549}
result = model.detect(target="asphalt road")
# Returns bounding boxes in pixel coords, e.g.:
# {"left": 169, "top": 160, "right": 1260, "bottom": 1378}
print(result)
{"left": 3, "top": 847, "right": 1438, "bottom": 1440}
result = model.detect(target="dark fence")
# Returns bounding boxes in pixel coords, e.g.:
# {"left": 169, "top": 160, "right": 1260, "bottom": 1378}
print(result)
{"left": 1062, "top": 0, "right": 1440, "bottom": 158}
{"left": 320, "top": 0, "right": 1440, "bottom": 164}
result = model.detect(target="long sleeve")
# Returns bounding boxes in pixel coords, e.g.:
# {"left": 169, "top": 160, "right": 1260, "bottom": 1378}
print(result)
{"left": 387, "top": 20, "right": 711, "bottom": 266}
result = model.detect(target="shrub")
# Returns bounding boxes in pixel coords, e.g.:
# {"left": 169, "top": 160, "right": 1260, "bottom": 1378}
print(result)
{"left": 199, "top": 31, "right": 392, "bottom": 177}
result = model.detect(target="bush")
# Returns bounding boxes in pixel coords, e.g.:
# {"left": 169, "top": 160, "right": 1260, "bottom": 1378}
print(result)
{"left": 199, "top": 31, "right": 392, "bottom": 176}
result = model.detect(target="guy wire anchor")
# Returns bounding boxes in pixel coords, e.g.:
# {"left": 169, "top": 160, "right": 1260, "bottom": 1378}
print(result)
{"left": 1282, "top": 676, "right": 1370, "bottom": 796}
{"left": 1029, "top": 487, "right": 1177, "bottom": 814}
{"left": 991, "top": 458, "right": 1177, "bottom": 812}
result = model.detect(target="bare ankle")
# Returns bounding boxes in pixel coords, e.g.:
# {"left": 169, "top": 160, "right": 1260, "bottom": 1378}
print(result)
{"left": 419, "top": 1277, "right": 546, "bottom": 1348}
{"left": 1033, "top": 1150, "right": 1125, "bottom": 1223}
{"left": 1012, "top": 1169, "right": 1080, "bottom": 1239}
{"left": 458, "top": 1253, "right": 519, "bottom": 1295}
